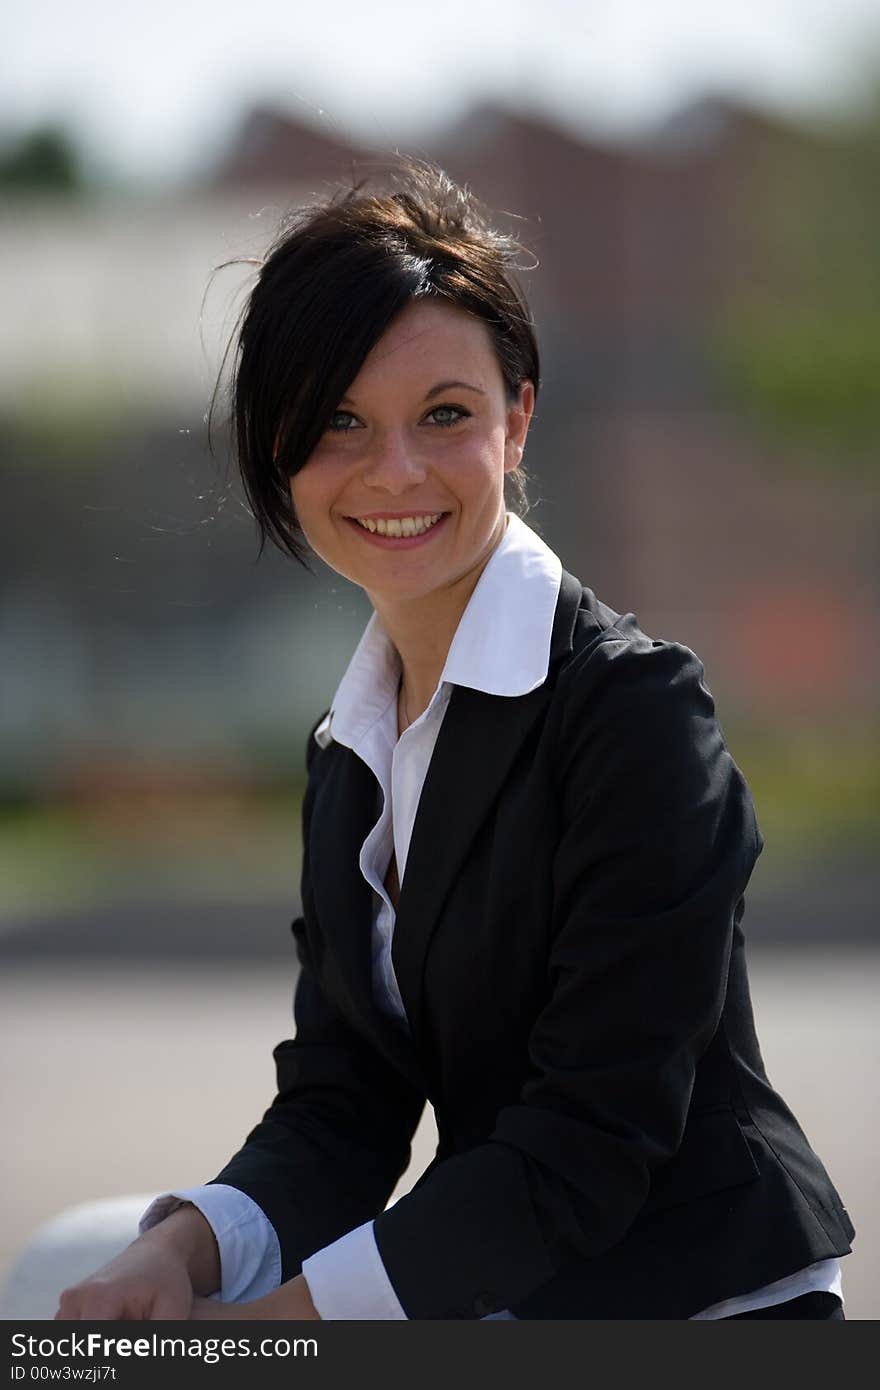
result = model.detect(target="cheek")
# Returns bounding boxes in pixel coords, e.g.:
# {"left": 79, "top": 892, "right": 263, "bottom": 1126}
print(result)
{"left": 289, "top": 470, "right": 330, "bottom": 531}
{"left": 450, "top": 432, "right": 507, "bottom": 494}
{"left": 290, "top": 449, "right": 354, "bottom": 511}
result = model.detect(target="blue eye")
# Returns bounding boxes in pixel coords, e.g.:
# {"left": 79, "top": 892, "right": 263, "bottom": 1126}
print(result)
{"left": 428, "top": 405, "right": 469, "bottom": 427}
{"left": 327, "top": 410, "right": 360, "bottom": 432}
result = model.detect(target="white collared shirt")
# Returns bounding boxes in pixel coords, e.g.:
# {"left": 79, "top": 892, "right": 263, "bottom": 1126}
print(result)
{"left": 309, "top": 510, "right": 562, "bottom": 1028}
{"left": 141, "top": 512, "right": 841, "bottom": 1319}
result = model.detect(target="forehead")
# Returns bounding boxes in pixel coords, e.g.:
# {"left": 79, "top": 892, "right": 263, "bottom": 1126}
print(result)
{"left": 351, "top": 298, "right": 502, "bottom": 392}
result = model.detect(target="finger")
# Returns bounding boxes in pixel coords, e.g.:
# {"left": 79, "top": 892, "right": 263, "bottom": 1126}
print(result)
{"left": 58, "top": 1288, "right": 131, "bottom": 1322}
{"left": 55, "top": 1290, "right": 84, "bottom": 1321}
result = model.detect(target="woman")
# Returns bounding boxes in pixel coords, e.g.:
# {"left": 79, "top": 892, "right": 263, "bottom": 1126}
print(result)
{"left": 56, "top": 165, "right": 853, "bottom": 1321}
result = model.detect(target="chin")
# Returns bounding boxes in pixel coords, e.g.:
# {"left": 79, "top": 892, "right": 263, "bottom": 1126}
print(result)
{"left": 373, "top": 579, "right": 444, "bottom": 603}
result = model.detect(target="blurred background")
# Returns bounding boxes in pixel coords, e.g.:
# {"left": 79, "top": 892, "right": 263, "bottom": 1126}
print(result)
{"left": 1, "top": 0, "right": 878, "bottom": 1318}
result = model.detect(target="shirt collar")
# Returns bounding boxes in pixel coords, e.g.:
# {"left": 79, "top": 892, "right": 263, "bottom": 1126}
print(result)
{"left": 314, "top": 512, "right": 563, "bottom": 750}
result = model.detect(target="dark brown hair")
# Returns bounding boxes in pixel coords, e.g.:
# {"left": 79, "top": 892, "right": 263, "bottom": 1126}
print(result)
{"left": 213, "top": 161, "right": 540, "bottom": 566}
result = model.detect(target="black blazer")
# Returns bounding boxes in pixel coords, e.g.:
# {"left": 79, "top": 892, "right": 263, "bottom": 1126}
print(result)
{"left": 213, "top": 569, "right": 854, "bottom": 1319}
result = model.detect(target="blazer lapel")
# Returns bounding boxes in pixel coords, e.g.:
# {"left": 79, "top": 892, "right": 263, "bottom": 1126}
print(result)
{"left": 308, "top": 743, "right": 428, "bottom": 1090}
{"left": 392, "top": 568, "right": 583, "bottom": 1045}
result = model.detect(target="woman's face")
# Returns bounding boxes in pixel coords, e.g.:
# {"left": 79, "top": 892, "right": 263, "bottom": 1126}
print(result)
{"left": 289, "top": 298, "right": 534, "bottom": 606}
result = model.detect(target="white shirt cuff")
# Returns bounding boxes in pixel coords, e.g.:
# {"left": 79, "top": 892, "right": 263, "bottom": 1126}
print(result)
{"left": 301, "top": 1220, "right": 407, "bottom": 1320}
{"left": 688, "top": 1257, "right": 843, "bottom": 1319}
{"left": 139, "top": 1185, "right": 281, "bottom": 1303}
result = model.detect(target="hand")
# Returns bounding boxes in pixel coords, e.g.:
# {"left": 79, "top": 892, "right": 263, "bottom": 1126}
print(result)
{"left": 54, "top": 1203, "right": 221, "bottom": 1321}
{"left": 54, "top": 1240, "right": 195, "bottom": 1321}
{"left": 189, "top": 1275, "right": 321, "bottom": 1321}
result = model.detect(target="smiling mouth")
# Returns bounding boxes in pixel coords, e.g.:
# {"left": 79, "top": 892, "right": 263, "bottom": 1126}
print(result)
{"left": 351, "top": 512, "right": 446, "bottom": 538}
{"left": 341, "top": 511, "right": 450, "bottom": 547}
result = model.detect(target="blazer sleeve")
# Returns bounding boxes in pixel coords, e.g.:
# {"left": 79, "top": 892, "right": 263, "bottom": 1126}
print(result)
{"left": 372, "top": 625, "right": 763, "bottom": 1318}
{"left": 208, "top": 722, "right": 427, "bottom": 1280}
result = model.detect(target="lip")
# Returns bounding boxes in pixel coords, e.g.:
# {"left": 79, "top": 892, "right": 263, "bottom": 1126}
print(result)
{"left": 349, "top": 510, "right": 448, "bottom": 520}
{"left": 343, "top": 512, "right": 451, "bottom": 548}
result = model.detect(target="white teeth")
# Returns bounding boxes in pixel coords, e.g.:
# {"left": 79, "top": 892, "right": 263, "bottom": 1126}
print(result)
{"left": 355, "top": 512, "right": 443, "bottom": 537}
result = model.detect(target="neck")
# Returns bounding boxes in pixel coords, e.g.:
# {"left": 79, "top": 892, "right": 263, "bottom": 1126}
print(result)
{"left": 368, "top": 512, "right": 508, "bottom": 722}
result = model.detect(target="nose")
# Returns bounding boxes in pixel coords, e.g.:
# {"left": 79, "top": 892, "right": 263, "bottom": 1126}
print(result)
{"left": 360, "top": 429, "right": 428, "bottom": 494}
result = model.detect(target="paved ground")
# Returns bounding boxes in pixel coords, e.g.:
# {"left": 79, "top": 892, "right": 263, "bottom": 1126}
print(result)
{"left": 2, "top": 947, "right": 876, "bottom": 1319}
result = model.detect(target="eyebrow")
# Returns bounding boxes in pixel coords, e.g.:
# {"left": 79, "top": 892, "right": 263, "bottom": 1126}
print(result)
{"left": 423, "top": 380, "right": 486, "bottom": 401}
{"left": 339, "top": 380, "right": 487, "bottom": 406}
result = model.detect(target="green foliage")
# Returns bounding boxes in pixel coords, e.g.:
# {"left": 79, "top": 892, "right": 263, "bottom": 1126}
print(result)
{"left": 0, "top": 381, "right": 151, "bottom": 469}
{"left": 729, "top": 721, "right": 880, "bottom": 869}
{"left": 709, "top": 96, "right": 880, "bottom": 471}
{"left": 0, "top": 792, "right": 305, "bottom": 920}
{"left": 0, "top": 125, "right": 84, "bottom": 193}
{"left": 712, "top": 305, "right": 880, "bottom": 462}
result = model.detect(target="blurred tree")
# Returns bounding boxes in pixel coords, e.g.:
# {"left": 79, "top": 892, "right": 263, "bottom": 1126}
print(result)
{"left": 711, "top": 79, "right": 880, "bottom": 469}
{"left": 0, "top": 124, "right": 84, "bottom": 193}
